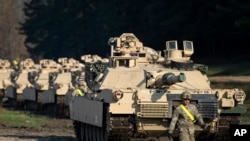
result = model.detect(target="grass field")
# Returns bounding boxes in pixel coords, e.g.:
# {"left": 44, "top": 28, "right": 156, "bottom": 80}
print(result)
{"left": 206, "top": 62, "right": 250, "bottom": 76}
{"left": 0, "top": 107, "right": 49, "bottom": 128}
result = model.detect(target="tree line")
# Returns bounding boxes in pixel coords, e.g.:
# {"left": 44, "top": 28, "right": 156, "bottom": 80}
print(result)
{"left": 1, "top": 0, "right": 250, "bottom": 64}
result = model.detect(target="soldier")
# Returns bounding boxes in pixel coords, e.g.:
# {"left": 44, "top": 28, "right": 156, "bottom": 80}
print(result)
{"left": 167, "top": 92, "right": 205, "bottom": 141}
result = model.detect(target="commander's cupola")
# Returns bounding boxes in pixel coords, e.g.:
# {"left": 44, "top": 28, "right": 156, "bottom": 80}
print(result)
{"left": 108, "top": 33, "right": 143, "bottom": 68}
{"left": 108, "top": 33, "right": 163, "bottom": 68}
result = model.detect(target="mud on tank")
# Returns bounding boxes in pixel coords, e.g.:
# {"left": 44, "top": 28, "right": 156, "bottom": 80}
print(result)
{"left": 69, "top": 33, "right": 247, "bottom": 141}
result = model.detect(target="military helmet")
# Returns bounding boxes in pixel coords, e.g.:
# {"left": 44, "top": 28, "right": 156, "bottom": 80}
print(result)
{"left": 181, "top": 91, "right": 192, "bottom": 99}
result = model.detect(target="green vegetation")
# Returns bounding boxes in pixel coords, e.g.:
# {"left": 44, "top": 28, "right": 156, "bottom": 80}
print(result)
{"left": 0, "top": 107, "right": 48, "bottom": 128}
{"left": 2, "top": 1, "right": 250, "bottom": 62}
{"left": 207, "top": 62, "right": 250, "bottom": 76}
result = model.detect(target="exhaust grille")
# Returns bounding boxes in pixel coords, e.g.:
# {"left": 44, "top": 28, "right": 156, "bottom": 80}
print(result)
{"left": 198, "top": 102, "right": 218, "bottom": 119}
{"left": 137, "top": 103, "right": 168, "bottom": 118}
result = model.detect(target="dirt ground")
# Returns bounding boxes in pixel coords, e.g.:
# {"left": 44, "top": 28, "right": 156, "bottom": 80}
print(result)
{"left": 0, "top": 118, "right": 77, "bottom": 141}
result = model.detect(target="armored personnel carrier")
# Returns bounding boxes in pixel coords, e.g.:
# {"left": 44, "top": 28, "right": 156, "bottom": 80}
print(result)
{"left": 42, "top": 57, "right": 84, "bottom": 117}
{"left": 5, "top": 58, "right": 40, "bottom": 109}
{"left": 22, "top": 59, "right": 60, "bottom": 112}
{"left": 69, "top": 33, "right": 247, "bottom": 141}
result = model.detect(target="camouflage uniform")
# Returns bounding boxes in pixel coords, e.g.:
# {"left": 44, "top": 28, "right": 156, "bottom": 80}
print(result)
{"left": 168, "top": 104, "right": 204, "bottom": 141}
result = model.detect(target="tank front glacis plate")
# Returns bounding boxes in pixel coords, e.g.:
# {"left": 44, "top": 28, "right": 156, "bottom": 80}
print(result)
{"left": 136, "top": 89, "right": 168, "bottom": 118}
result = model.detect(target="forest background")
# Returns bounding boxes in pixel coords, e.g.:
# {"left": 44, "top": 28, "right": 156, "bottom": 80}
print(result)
{"left": 0, "top": 0, "right": 249, "bottom": 64}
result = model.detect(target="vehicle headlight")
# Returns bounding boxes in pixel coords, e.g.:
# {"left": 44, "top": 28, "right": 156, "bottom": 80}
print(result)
{"left": 113, "top": 90, "right": 123, "bottom": 101}
{"left": 234, "top": 91, "right": 246, "bottom": 102}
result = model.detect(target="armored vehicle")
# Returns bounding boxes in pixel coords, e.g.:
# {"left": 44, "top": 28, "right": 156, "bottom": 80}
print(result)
{"left": 42, "top": 57, "right": 84, "bottom": 117}
{"left": 0, "top": 59, "right": 15, "bottom": 103}
{"left": 69, "top": 33, "right": 247, "bottom": 141}
{"left": 5, "top": 58, "right": 40, "bottom": 109}
{"left": 22, "top": 59, "right": 60, "bottom": 112}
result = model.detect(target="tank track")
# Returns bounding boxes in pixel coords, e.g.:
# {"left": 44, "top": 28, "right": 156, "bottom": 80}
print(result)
{"left": 43, "top": 95, "right": 69, "bottom": 118}
{"left": 8, "top": 94, "right": 24, "bottom": 109}
{"left": 215, "top": 115, "right": 240, "bottom": 141}
{"left": 73, "top": 106, "right": 171, "bottom": 141}
{"left": 107, "top": 115, "right": 133, "bottom": 141}
{"left": 0, "top": 89, "right": 5, "bottom": 102}
{"left": 24, "top": 91, "right": 41, "bottom": 112}
{"left": 73, "top": 116, "right": 133, "bottom": 141}
{"left": 37, "top": 91, "right": 44, "bottom": 113}
{"left": 56, "top": 95, "right": 69, "bottom": 118}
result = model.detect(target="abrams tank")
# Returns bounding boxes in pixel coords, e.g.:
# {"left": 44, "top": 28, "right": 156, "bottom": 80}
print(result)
{"left": 5, "top": 58, "right": 40, "bottom": 109}
{"left": 0, "top": 59, "right": 15, "bottom": 103}
{"left": 42, "top": 57, "right": 84, "bottom": 117}
{"left": 22, "top": 59, "right": 60, "bottom": 112}
{"left": 69, "top": 33, "right": 247, "bottom": 141}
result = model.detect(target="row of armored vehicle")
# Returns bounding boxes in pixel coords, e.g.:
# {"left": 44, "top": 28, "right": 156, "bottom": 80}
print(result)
{"left": 0, "top": 57, "right": 91, "bottom": 117}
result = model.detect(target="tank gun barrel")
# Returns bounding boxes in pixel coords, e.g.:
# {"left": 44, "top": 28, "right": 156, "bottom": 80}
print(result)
{"left": 148, "top": 72, "right": 186, "bottom": 88}
{"left": 161, "top": 72, "right": 186, "bottom": 86}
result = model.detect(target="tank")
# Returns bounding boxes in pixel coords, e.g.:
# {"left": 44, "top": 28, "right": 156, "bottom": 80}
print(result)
{"left": 0, "top": 59, "right": 15, "bottom": 104}
{"left": 22, "top": 59, "right": 60, "bottom": 112}
{"left": 5, "top": 58, "right": 40, "bottom": 109}
{"left": 42, "top": 57, "right": 84, "bottom": 117}
{"left": 69, "top": 33, "right": 247, "bottom": 141}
